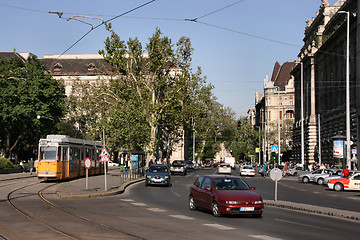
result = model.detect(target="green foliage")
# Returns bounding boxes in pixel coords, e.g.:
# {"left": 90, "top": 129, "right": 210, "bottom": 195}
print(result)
{"left": 0, "top": 157, "right": 14, "bottom": 169}
{"left": 0, "top": 55, "right": 66, "bottom": 160}
{"left": 226, "top": 118, "right": 259, "bottom": 161}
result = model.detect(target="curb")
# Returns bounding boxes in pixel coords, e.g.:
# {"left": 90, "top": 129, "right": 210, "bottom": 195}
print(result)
{"left": 264, "top": 200, "right": 360, "bottom": 222}
{"left": 56, "top": 178, "right": 145, "bottom": 199}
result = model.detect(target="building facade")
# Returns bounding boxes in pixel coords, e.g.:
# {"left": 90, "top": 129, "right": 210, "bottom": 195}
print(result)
{"left": 292, "top": 0, "right": 359, "bottom": 169}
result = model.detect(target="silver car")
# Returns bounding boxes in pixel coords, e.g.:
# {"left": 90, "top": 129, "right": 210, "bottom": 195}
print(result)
{"left": 314, "top": 169, "right": 341, "bottom": 185}
{"left": 298, "top": 169, "right": 334, "bottom": 183}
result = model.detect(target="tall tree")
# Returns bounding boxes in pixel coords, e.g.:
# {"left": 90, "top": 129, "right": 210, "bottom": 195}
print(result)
{"left": 0, "top": 56, "right": 66, "bottom": 161}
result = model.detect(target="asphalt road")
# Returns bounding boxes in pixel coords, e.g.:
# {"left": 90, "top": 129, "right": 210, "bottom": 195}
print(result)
{"left": 1, "top": 168, "right": 360, "bottom": 239}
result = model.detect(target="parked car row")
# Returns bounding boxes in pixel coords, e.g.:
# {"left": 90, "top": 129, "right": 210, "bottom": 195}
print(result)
{"left": 298, "top": 168, "right": 360, "bottom": 192}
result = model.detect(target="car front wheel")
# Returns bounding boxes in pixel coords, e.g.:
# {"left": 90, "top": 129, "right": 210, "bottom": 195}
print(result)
{"left": 212, "top": 201, "right": 221, "bottom": 217}
{"left": 302, "top": 177, "right": 310, "bottom": 183}
{"left": 317, "top": 178, "right": 324, "bottom": 185}
{"left": 189, "top": 196, "right": 197, "bottom": 210}
{"left": 334, "top": 183, "right": 344, "bottom": 192}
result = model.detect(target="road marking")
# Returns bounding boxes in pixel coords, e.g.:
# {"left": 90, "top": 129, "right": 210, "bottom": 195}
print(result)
{"left": 147, "top": 208, "right": 166, "bottom": 212}
{"left": 346, "top": 197, "right": 360, "bottom": 201}
{"left": 131, "top": 202, "right": 147, "bottom": 206}
{"left": 275, "top": 219, "right": 330, "bottom": 230}
{"left": 312, "top": 191, "right": 320, "bottom": 194}
{"left": 169, "top": 215, "right": 194, "bottom": 220}
{"left": 249, "top": 235, "right": 282, "bottom": 240}
{"left": 121, "top": 199, "right": 134, "bottom": 202}
{"left": 203, "top": 223, "right": 235, "bottom": 230}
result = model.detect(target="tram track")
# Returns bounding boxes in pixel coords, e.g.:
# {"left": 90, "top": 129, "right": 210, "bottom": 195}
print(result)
{"left": 7, "top": 181, "right": 145, "bottom": 239}
{"left": 7, "top": 182, "right": 78, "bottom": 239}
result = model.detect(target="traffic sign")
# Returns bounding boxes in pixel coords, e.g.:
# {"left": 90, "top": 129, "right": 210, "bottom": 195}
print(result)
{"left": 270, "top": 168, "right": 282, "bottom": 181}
{"left": 271, "top": 145, "right": 278, "bottom": 153}
{"left": 100, "top": 147, "right": 109, "bottom": 157}
{"left": 100, "top": 155, "right": 110, "bottom": 162}
{"left": 84, "top": 158, "right": 92, "bottom": 169}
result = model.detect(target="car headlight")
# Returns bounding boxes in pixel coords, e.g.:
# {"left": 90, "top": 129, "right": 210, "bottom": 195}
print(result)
{"left": 170, "top": 167, "right": 174, "bottom": 170}
{"left": 164, "top": 176, "right": 169, "bottom": 179}
{"left": 254, "top": 200, "right": 263, "bottom": 204}
{"left": 226, "top": 201, "right": 239, "bottom": 205}
{"left": 180, "top": 167, "right": 184, "bottom": 170}
{"left": 147, "top": 176, "right": 151, "bottom": 179}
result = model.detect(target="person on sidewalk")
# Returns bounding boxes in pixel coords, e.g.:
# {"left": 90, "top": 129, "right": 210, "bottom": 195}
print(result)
{"left": 19, "top": 161, "right": 25, "bottom": 173}
{"left": 342, "top": 166, "right": 350, "bottom": 178}
{"left": 29, "top": 158, "right": 34, "bottom": 175}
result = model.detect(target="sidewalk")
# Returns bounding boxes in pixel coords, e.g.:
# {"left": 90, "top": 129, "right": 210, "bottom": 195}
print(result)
{"left": 1, "top": 170, "right": 359, "bottom": 222}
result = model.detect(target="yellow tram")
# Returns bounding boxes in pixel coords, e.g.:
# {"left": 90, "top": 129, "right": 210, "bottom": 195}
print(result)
{"left": 37, "top": 135, "right": 105, "bottom": 180}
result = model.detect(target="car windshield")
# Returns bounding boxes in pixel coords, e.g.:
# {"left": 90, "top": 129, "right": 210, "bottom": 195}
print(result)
{"left": 220, "top": 163, "right": 230, "bottom": 167}
{"left": 213, "top": 178, "right": 250, "bottom": 190}
{"left": 148, "top": 165, "right": 168, "bottom": 173}
{"left": 243, "top": 166, "right": 253, "bottom": 169}
{"left": 172, "top": 161, "right": 184, "bottom": 166}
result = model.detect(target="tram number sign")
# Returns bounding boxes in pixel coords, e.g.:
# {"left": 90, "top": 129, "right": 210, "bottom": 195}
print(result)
{"left": 84, "top": 158, "right": 92, "bottom": 169}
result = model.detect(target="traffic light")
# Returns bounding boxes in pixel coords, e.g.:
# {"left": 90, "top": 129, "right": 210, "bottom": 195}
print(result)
{"left": 236, "top": 137, "right": 238, "bottom": 143}
{"left": 237, "top": 121, "right": 241, "bottom": 130}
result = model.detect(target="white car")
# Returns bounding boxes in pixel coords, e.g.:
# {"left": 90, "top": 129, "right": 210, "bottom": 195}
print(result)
{"left": 108, "top": 161, "right": 119, "bottom": 167}
{"left": 218, "top": 163, "right": 232, "bottom": 174}
{"left": 240, "top": 165, "right": 255, "bottom": 177}
{"left": 324, "top": 170, "right": 360, "bottom": 185}
{"left": 328, "top": 172, "right": 360, "bottom": 191}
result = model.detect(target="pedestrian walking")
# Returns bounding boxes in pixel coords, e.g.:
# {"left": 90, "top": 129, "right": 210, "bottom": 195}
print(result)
{"left": 29, "top": 158, "right": 34, "bottom": 175}
{"left": 19, "top": 161, "right": 25, "bottom": 173}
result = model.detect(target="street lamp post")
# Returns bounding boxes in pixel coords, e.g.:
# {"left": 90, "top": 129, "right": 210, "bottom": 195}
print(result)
{"left": 339, "top": 11, "right": 351, "bottom": 169}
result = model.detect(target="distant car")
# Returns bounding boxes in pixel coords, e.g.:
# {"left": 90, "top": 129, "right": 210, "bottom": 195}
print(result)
{"left": 107, "top": 161, "right": 119, "bottom": 167}
{"left": 145, "top": 164, "right": 171, "bottom": 187}
{"left": 314, "top": 169, "right": 342, "bottom": 185}
{"left": 170, "top": 160, "right": 187, "bottom": 175}
{"left": 218, "top": 163, "right": 232, "bottom": 174}
{"left": 298, "top": 169, "right": 335, "bottom": 183}
{"left": 240, "top": 165, "right": 255, "bottom": 177}
{"left": 186, "top": 161, "right": 195, "bottom": 169}
{"left": 189, "top": 175, "right": 264, "bottom": 217}
{"left": 328, "top": 172, "right": 360, "bottom": 191}
{"left": 204, "top": 160, "right": 212, "bottom": 167}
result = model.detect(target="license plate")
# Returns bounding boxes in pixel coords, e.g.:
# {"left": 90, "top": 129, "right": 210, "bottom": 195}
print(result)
{"left": 153, "top": 179, "right": 162, "bottom": 183}
{"left": 240, "top": 207, "right": 254, "bottom": 211}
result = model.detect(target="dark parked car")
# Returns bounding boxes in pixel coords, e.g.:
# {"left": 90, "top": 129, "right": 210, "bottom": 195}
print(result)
{"left": 170, "top": 160, "right": 187, "bottom": 175}
{"left": 189, "top": 175, "right": 263, "bottom": 217}
{"left": 145, "top": 164, "right": 171, "bottom": 187}
{"left": 186, "top": 160, "right": 195, "bottom": 169}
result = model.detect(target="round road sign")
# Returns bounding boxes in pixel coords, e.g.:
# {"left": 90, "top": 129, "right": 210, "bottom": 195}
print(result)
{"left": 84, "top": 158, "right": 92, "bottom": 169}
{"left": 270, "top": 168, "right": 282, "bottom": 181}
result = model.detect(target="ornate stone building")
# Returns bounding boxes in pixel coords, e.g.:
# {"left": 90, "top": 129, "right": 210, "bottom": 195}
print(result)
{"left": 292, "top": 0, "right": 358, "bottom": 168}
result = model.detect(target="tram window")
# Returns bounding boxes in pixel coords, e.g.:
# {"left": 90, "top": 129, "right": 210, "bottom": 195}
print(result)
{"left": 40, "top": 147, "right": 57, "bottom": 160}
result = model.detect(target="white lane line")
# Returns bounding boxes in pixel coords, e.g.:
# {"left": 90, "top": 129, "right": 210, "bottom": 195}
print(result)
{"left": 121, "top": 199, "right": 134, "bottom": 202}
{"left": 346, "top": 197, "right": 360, "bottom": 201}
{"left": 147, "top": 208, "right": 167, "bottom": 212}
{"left": 131, "top": 202, "right": 147, "bottom": 206}
{"left": 249, "top": 235, "right": 282, "bottom": 240}
{"left": 312, "top": 191, "right": 320, "bottom": 194}
{"left": 203, "top": 223, "right": 235, "bottom": 230}
{"left": 275, "top": 219, "right": 330, "bottom": 230}
{"left": 169, "top": 215, "right": 194, "bottom": 220}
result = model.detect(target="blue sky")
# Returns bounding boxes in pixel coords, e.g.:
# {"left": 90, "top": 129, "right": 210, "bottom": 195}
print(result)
{"left": 0, "top": 0, "right": 336, "bottom": 117}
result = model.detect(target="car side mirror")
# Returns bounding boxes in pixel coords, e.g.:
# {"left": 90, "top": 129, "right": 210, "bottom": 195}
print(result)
{"left": 205, "top": 186, "right": 211, "bottom": 191}
{"left": 251, "top": 187, "right": 256, "bottom": 190}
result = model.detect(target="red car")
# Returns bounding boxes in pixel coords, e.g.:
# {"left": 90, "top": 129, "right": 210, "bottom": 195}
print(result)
{"left": 189, "top": 175, "right": 264, "bottom": 217}
{"left": 328, "top": 172, "right": 360, "bottom": 191}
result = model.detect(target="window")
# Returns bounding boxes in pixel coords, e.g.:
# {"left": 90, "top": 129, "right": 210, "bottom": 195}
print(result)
{"left": 194, "top": 176, "right": 204, "bottom": 187}
{"left": 200, "top": 177, "right": 212, "bottom": 190}
{"left": 54, "top": 63, "right": 63, "bottom": 72}
{"left": 88, "top": 63, "right": 96, "bottom": 71}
